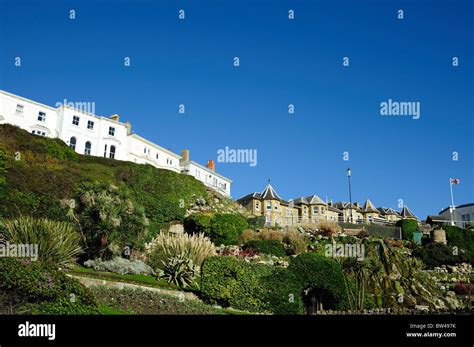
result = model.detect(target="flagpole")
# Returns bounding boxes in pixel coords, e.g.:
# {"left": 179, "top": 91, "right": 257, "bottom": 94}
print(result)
{"left": 449, "top": 178, "right": 455, "bottom": 226}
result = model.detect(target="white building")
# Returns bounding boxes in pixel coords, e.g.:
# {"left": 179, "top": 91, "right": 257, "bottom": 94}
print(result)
{"left": 439, "top": 203, "right": 474, "bottom": 228}
{"left": 0, "top": 90, "right": 232, "bottom": 196}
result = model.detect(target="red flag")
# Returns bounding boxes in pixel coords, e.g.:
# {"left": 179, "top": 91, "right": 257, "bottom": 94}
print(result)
{"left": 450, "top": 178, "right": 460, "bottom": 185}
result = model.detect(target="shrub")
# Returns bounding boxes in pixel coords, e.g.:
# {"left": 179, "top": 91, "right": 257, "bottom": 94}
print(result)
{"left": 145, "top": 231, "right": 216, "bottom": 270}
{"left": 412, "top": 243, "right": 464, "bottom": 268}
{"left": 239, "top": 229, "right": 308, "bottom": 255}
{"left": 316, "top": 220, "right": 341, "bottom": 236}
{"left": 243, "top": 239, "right": 286, "bottom": 257}
{"left": 261, "top": 267, "right": 304, "bottom": 314}
{"left": 287, "top": 253, "right": 349, "bottom": 311}
{"left": 157, "top": 251, "right": 199, "bottom": 288}
{"left": 444, "top": 226, "right": 474, "bottom": 265}
{"left": 0, "top": 257, "right": 98, "bottom": 314}
{"left": 63, "top": 182, "right": 149, "bottom": 260}
{"left": 396, "top": 219, "right": 418, "bottom": 241}
{"left": 0, "top": 145, "right": 7, "bottom": 185}
{"left": 453, "top": 282, "right": 472, "bottom": 295}
{"left": 83, "top": 257, "right": 155, "bottom": 275}
{"left": 0, "top": 216, "right": 83, "bottom": 266}
{"left": 184, "top": 213, "right": 248, "bottom": 245}
{"left": 239, "top": 229, "right": 259, "bottom": 243}
{"left": 200, "top": 256, "right": 273, "bottom": 312}
{"left": 25, "top": 298, "right": 100, "bottom": 314}
{"left": 282, "top": 231, "right": 308, "bottom": 255}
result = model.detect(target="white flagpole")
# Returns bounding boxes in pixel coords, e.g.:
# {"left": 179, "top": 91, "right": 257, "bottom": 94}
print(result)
{"left": 449, "top": 178, "right": 455, "bottom": 226}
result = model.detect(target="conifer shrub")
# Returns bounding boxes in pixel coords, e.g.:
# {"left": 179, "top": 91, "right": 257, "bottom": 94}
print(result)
{"left": 243, "top": 239, "right": 286, "bottom": 257}
{"left": 184, "top": 213, "right": 248, "bottom": 245}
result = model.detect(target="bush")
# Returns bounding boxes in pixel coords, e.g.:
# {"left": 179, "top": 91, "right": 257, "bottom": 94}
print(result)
{"left": 200, "top": 256, "right": 273, "bottom": 312}
{"left": 0, "top": 216, "right": 83, "bottom": 266}
{"left": 287, "top": 253, "right": 349, "bottom": 311}
{"left": 0, "top": 257, "right": 98, "bottom": 314}
{"left": 145, "top": 231, "right": 216, "bottom": 270}
{"left": 157, "top": 251, "right": 199, "bottom": 289}
{"left": 396, "top": 219, "right": 418, "bottom": 241}
{"left": 444, "top": 226, "right": 474, "bottom": 265}
{"left": 184, "top": 213, "right": 248, "bottom": 245}
{"left": 261, "top": 267, "right": 304, "bottom": 314}
{"left": 83, "top": 257, "right": 155, "bottom": 275}
{"left": 243, "top": 239, "right": 286, "bottom": 257}
{"left": 316, "top": 221, "right": 341, "bottom": 236}
{"left": 412, "top": 242, "right": 465, "bottom": 268}
{"left": 239, "top": 229, "right": 308, "bottom": 255}
{"left": 63, "top": 182, "right": 149, "bottom": 260}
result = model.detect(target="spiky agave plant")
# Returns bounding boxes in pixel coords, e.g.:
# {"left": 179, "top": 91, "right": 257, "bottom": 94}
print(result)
{"left": 157, "top": 251, "right": 200, "bottom": 289}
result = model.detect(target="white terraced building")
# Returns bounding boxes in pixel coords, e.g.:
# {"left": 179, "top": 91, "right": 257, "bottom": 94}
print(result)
{"left": 0, "top": 90, "right": 232, "bottom": 197}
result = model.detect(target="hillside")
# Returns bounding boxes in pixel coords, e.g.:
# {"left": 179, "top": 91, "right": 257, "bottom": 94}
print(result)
{"left": 0, "top": 124, "right": 248, "bottom": 234}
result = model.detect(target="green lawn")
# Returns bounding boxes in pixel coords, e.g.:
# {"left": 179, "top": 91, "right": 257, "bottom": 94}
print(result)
{"left": 69, "top": 265, "right": 188, "bottom": 291}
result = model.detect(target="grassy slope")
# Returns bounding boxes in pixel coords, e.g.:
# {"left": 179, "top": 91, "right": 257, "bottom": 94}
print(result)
{"left": 0, "top": 124, "right": 243, "bottom": 233}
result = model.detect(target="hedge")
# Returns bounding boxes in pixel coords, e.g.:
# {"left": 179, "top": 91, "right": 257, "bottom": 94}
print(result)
{"left": 184, "top": 213, "right": 248, "bottom": 245}
{"left": 444, "top": 225, "right": 474, "bottom": 265}
{"left": 396, "top": 219, "right": 418, "bottom": 241}
{"left": 200, "top": 256, "right": 272, "bottom": 312}
{"left": 243, "top": 239, "right": 287, "bottom": 257}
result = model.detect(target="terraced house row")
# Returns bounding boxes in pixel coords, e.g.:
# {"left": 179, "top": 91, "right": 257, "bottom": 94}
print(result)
{"left": 237, "top": 183, "right": 418, "bottom": 226}
{"left": 0, "top": 90, "right": 232, "bottom": 196}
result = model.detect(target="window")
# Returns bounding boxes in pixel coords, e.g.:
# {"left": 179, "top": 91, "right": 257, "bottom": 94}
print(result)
{"left": 169, "top": 159, "right": 172, "bottom": 165}
{"left": 15, "top": 104, "right": 24, "bottom": 115}
{"left": 32, "top": 130, "right": 46, "bottom": 136}
{"left": 109, "top": 127, "right": 115, "bottom": 136}
{"left": 109, "top": 145, "right": 116, "bottom": 159}
{"left": 87, "top": 120, "right": 94, "bottom": 130}
{"left": 72, "top": 116, "right": 80, "bottom": 126}
{"left": 144, "top": 147, "right": 147, "bottom": 154}
{"left": 266, "top": 203, "right": 272, "bottom": 210}
{"left": 313, "top": 207, "right": 318, "bottom": 214}
{"left": 103, "top": 144, "right": 108, "bottom": 157}
{"left": 255, "top": 202, "right": 260, "bottom": 210}
{"left": 84, "top": 141, "right": 91, "bottom": 155}
{"left": 213, "top": 178, "right": 217, "bottom": 186}
{"left": 274, "top": 204, "right": 278, "bottom": 210}
{"left": 38, "top": 112, "right": 46, "bottom": 122}
{"left": 156, "top": 153, "right": 159, "bottom": 159}
{"left": 69, "top": 137, "right": 77, "bottom": 150}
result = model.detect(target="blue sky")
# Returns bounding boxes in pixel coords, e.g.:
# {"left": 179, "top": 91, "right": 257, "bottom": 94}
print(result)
{"left": 0, "top": 0, "right": 473, "bottom": 218}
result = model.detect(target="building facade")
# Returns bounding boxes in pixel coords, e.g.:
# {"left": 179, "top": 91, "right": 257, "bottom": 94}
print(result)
{"left": 237, "top": 183, "right": 412, "bottom": 227}
{"left": 0, "top": 90, "right": 232, "bottom": 196}
{"left": 439, "top": 203, "right": 474, "bottom": 228}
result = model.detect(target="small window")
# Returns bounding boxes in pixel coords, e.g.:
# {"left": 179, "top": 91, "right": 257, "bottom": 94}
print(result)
{"left": 38, "top": 112, "right": 46, "bottom": 122}
{"left": 15, "top": 104, "right": 24, "bottom": 115}
{"left": 109, "top": 127, "right": 115, "bottom": 136}
{"left": 109, "top": 145, "right": 116, "bottom": 159}
{"left": 69, "top": 137, "right": 77, "bottom": 150}
{"left": 144, "top": 147, "right": 147, "bottom": 154}
{"left": 155, "top": 153, "right": 159, "bottom": 159}
{"left": 32, "top": 130, "right": 46, "bottom": 136}
{"left": 266, "top": 203, "right": 271, "bottom": 210}
{"left": 87, "top": 120, "right": 94, "bottom": 130}
{"left": 84, "top": 141, "right": 91, "bottom": 155}
{"left": 255, "top": 202, "right": 260, "bottom": 210}
{"left": 103, "top": 144, "right": 108, "bottom": 157}
{"left": 72, "top": 116, "right": 80, "bottom": 126}
{"left": 274, "top": 205, "right": 278, "bottom": 210}
{"left": 313, "top": 207, "right": 318, "bottom": 214}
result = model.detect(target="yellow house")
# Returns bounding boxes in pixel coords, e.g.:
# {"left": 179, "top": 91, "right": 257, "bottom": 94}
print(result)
{"left": 361, "top": 199, "right": 381, "bottom": 223}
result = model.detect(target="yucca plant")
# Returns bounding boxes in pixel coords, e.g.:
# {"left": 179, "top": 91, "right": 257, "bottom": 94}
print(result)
{"left": 145, "top": 231, "right": 216, "bottom": 269}
{"left": 0, "top": 216, "right": 83, "bottom": 266}
{"left": 157, "top": 251, "right": 199, "bottom": 288}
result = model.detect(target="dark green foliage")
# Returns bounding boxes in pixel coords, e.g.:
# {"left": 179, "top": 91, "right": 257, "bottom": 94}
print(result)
{"left": 288, "top": 253, "right": 349, "bottom": 310}
{"left": 396, "top": 219, "right": 418, "bottom": 240}
{"left": 444, "top": 225, "right": 474, "bottom": 264}
{"left": 261, "top": 267, "right": 304, "bottom": 314}
{"left": 412, "top": 242, "right": 467, "bottom": 268}
{"left": 0, "top": 145, "right": 7, "bottom": 185}
{"left": 0, "top": 258, "right": 98, "bottom": 314}
{"left": 184, "top": 213, "right": 248, "bottom": 245}
{"left": 200, "top": 256, "right": 272, "bottom": 312}
{"left": 0, "top": 124, "right": 207, "bottom": 237}
{"left": 200, "top": 253, "right": 349, "bottom": 314}
{"left": 244, "top": 239, "right": 287, "bottom": 257}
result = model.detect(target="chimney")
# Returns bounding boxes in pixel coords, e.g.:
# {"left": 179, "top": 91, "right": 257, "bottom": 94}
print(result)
{"left": 125, "top": 121, "right": 132, "bottom": 135}
{"left": 110, "top": 114, "right": 120, "bottom": 122}
{"left": 181, "top": 149, "right": 190, "bottom": 162}
{"left": 206, "top": 159, "right": 215, "bottom": 171}
{"left": 330, "top": 199, "right": 333, "bottom": 206}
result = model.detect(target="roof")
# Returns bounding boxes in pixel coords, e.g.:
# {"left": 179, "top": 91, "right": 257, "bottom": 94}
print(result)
{"left": 130, "top": 133, "right": 181, "bottom": 159}
{"left": 362, "top": 199, "right": 380, "bottom": 213}
{"left": 439, "top": 203, "right": 474, "bottom": 215}
{"left": 183, "top": 159, "right": 233, "bottom": 183}
{"left": 328, "top": 205, "right": 342, "bottom": 213}
{"left": 306, "top": 195, "right": 326, "bottom": 205}
{"left": 333, "top": 201, "right": 361, "bottom": 211}
{"left": 236, "top": 192, "right": 261, "bottom": 202}
{"left": 399, "top": 205, "right": 417, "bottom": 219}
{"left": 378, "top": 207, "right": 398, "bottom": 215}
{"left": 260, "top": 183, "right": 282, "bottom": 201}
{"left": 426, "top": 215, "right": 448, "bottom": 223}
